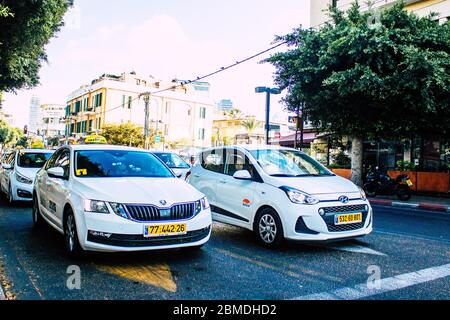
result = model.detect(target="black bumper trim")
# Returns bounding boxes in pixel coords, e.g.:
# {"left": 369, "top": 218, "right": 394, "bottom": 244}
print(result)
{"left": 87, "top": 226, "right": 211, "bottom": 248}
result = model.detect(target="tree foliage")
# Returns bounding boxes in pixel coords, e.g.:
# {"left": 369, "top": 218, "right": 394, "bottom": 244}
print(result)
{"left": 0, "top": 119, "right": 24, "bottom": 147}
{"left": 266, "top": 1, "right": 450, "bottom": 141}
{"left": 241, "top": 117, "right": 261, "bottom": 133}
{"left": 102, "top": 123, "right": 146, "bottom": 148}
{"left": 0, "top": 0, "right": 70, "bottom": 92}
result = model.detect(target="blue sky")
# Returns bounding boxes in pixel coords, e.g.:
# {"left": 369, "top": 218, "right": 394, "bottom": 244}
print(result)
{"left": 3, "top": 0, "right": 310, "bottom": 128}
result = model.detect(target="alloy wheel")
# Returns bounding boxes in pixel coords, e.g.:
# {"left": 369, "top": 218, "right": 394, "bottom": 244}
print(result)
{"left": 259, "top": 214, "right": 277, "bottom": 244}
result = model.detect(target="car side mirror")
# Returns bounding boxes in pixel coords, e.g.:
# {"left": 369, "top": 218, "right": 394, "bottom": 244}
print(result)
{"left": 48, "top": 167, "right": 65, "bottom": 179}
{"left": 2, "top": 163, "right": 12, "bottom": 170}
{"left": 233, "top": 170, "right": 252, "bottom": 180}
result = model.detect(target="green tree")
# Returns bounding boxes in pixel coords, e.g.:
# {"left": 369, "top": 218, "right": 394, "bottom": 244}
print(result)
{"left": 267, "top": 2, "right": 450, "bottom": 185}
{"left": 0, "top": 0, "right": 70, "bottom": 92}
{"left": 223, "top": 108, "right": 243, "bottom": 120}
{"left": 102, "top": 123, "right": 146, "bottom": 147}
{"left": 241, "top": 117, "right": 261, "bottom": 133}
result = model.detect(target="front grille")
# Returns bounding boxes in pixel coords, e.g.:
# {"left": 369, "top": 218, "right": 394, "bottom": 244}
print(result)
{"left": 320, "top": 204, "right": 368, "bottom": 233}
{"left": 125, "top": 203, "right": 196, "bottom": 222}
{"left": 322, "top": 204, "right": 367, "bottom": 214}
{"left": 87, "top": 226, "right": 211, "bottom": 247}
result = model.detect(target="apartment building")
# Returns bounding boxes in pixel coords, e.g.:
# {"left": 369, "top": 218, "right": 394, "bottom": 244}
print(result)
{"left": 65, "top": 72, "right": 214, "bottom": 148}
{"left": 40, "top": 104, "right": 65, "bottom": 138}
{"left": 310, "top": 0, "right": 450, "bottom": 27}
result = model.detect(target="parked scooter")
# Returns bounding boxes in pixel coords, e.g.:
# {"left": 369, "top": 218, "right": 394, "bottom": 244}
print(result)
{"left": 363, "top": 166, "right": 413, "bottom": 201}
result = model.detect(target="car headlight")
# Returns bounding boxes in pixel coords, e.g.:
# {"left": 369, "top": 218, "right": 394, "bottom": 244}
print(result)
{"left": 359, "top": 187, "right": 367, "bottom": 200}
{"left": 16, "top": 172, "right": 33, "bottom": 184}
{"left": 84, "top": 199, "right": 110, "bottom": 214}
{"left": 201, "top": 197, "right": 210, "bottom": 210}
{"left": 109, "top": 202, "right": 128, "bottom": 219}
{"left": 280, "top": 186, "right": 320, "bottom": 205}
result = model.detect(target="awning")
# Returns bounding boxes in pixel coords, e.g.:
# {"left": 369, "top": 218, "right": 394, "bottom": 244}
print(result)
{"left": 275, "top": 131, "right": 318, "bottom": 144}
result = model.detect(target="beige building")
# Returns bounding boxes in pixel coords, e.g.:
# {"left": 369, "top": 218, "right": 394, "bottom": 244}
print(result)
{"left": 66, "top": 72, "right": 214, "bottom": 149}
{"left": 40, "top": 104, "right": 65, "bottom": 138}
{"left": 310, "top": 0, "right": 450, "bottom": 28}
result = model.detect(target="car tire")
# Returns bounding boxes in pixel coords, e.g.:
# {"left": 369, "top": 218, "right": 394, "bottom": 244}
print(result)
{"left": 254, "top": 208, "right": 284, "bottom": 248}
{"left": 396, "top": 186, "right": 411, "bottom": 201}
{"left": 64, "top": 207, "right": 85, "bottom": 259}
{"left": 32, "top": 193, "right": 44, "bottom": 228}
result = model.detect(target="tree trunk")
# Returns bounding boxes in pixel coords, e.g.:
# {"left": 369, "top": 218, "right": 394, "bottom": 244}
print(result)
{"left": 351, "top": 136, "right": 364, "bottom": 186}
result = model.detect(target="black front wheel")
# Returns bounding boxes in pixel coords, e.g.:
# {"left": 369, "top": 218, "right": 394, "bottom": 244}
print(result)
{"left": 363, "top": 183, "right": 378, "bottom": 198}
{"left": 396, "top": 186, "right": 411, "bottom": 201}
{"left": 32, "top": 193, "right": 43, "bottom": 228}
{"left": 64, "top": 208, "right": 85, "bottom": 259}
{"left": 255, "top": 208, "right": 284, "bottom": 248}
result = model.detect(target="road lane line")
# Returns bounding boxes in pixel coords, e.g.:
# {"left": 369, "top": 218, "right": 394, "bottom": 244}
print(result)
{"left": 291, "top": 263, "right": 450, "bottom": 300}
{"left": 94, "top": 263, "right": 176, "bottom": 293}
{"left": 322, "top": 243, "right": 387, "bottom": 256}
{"left": 214, "top": 248, "right": 304, "bottom": 282}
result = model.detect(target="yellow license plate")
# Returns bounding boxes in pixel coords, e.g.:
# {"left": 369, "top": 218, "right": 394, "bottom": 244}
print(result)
{"left": 144, "top": 223, "right": 187, "bottom": 238}
{"left": 406, "top": 179, "right": 413, "bottom": 186}
{"left": 334, "top": 213, "right": 363, "bottom": 225}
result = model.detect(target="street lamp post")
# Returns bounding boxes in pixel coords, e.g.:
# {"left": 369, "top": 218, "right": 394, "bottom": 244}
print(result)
{"left": 255, "top": 86, "right": 281, "bottom": 145}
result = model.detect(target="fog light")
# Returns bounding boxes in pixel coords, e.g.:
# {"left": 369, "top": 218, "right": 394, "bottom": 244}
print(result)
{"left": 318, "top": 208, "right": 325, "bottom": 216}
{"left": 89, "top": 230, "right": 112, "bottom": 238}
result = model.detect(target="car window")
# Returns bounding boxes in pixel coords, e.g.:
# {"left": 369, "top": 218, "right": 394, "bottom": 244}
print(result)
{"left": 54, "top": 151, "right": 70, "bottom": 177}
{"left": 17, "top": 152, "right": 53, "bottom": 168}
{"left": 154, "top": 153, "right": 190, "bottom": 169}
{"left": 224, "top": 151, "right": 256, "bottom": 178}
{"left": 74, "top": 150, "right": 174, "bottom": 178}
{"left": 200, "top": 149, "right": 224, "bottom": 174}
{"left": 45, "top": 149, "right": 62, "bottom": 170}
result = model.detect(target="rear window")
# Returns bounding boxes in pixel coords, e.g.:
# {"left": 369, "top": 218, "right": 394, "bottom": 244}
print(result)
{"left": 17, "top": 152, "right": 53, "bottom": 168}
{"left": 154, "top": 153, "right": 190, "bottom": 169}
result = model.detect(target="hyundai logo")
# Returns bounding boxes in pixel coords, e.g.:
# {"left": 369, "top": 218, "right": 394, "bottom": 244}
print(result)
{"left": 338, "top": 196, "right": 349, "bottom": 204}
{"left": 159, "top": 200, "right": 167, "bottom": 206}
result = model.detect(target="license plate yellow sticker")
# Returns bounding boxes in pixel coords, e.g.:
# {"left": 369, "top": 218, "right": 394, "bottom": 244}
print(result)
{"left": 406, "top": 179, "right": 413, "bottom": 186}
{"left": 144, "top": 223, "right": 187, "bottom": 238}
{"left": 334, "top": 213, "right": 362, "bottom": 225}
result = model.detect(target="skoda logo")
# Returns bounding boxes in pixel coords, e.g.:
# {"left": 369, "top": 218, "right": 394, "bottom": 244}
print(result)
{"left": 339, "top": 196, "right": 349, "bottom": 204}
{"left": 159, "top": 200, "right": 167, "bottom": 206}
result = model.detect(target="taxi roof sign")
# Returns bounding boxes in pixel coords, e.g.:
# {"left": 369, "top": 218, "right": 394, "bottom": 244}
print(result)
{"left": 31, "top": 141, "right": 45, "bottom": 149}
{"left": 84, "top": 135, "right": 107, "bottom": 144}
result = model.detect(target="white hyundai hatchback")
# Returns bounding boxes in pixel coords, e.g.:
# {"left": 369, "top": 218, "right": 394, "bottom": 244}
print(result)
{"left": 187, "top": 146, "right": 372, "bottom": 247}
{"left": 33, "top": 144, "right": 212, "bottom": 257}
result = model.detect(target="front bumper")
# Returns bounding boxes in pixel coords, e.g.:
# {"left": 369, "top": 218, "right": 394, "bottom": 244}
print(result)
{"left": 282, "top": 200, "right": 373, "bottom": 241}
{"left": 77, "top": 208, "right": 212, "bottom": 252}
{"left": 11, "top": 181, "right": 33, "bottom": 201}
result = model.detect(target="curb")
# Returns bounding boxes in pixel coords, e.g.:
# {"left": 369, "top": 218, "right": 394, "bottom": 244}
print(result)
{"left": 370, "top": 199, "right": 450, "bottom": 214}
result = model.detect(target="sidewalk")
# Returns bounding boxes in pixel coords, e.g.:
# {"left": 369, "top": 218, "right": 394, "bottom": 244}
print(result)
{"left": 369, "top": 195, "right": 450, "bottom": 213}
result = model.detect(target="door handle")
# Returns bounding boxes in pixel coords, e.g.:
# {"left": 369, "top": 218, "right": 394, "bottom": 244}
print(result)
{"left": 219, "top": 180, "right": 227, "bottom": 184}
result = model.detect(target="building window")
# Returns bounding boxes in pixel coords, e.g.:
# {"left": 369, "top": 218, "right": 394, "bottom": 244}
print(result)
{"left": 165, "top": 102, "right": 170, "bottom": 114}
{"left": 75, "top": 101, "right": 81, "bottom": 113}
{"left": 128, "top": 96, "right": 132, "bottom": 109}
{"left": 198, "top": 128, "right": 205, "bottom": 141}
{"left": 199, "top": 107, "right": 206, "bottom": 119}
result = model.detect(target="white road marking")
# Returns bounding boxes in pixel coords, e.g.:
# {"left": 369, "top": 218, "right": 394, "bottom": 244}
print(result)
{"left": 324, "top": 244, "right": 387, "bottom": 256}
{"left": 291, "top": 263, "right": 450, "bottom": 300}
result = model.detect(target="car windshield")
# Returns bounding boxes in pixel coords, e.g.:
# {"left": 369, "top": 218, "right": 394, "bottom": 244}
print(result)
{"left": 74, "top": 150, "right": 174, "bottom": 178}
{"left": 17, "top": 152, "right": 53, "bottom": 168}
{"left": 250, "top": 149, "right": 334, "bottom": 177}
{"left": 154, "top": 153, "right": 190, "bottom": 169}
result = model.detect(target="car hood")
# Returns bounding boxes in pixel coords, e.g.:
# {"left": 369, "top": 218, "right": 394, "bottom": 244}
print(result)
{"left": 74, "top": 177, "right": 204, "bottom": 205}
{"left": 268, "top": 175, "right": 360, "bottom": 195}
{"left": 16, "top": 167, "right": 41, "bottom": 179}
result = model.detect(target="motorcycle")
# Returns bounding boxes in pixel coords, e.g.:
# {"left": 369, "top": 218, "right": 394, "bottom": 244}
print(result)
{"left": 363, "top": 167, "right": 413, "bottom": 201}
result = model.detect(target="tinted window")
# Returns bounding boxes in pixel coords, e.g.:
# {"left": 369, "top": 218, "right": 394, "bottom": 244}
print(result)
{"left": 225, "top": 151, "right": 256, "bottom": 178}
{"left": 74, "top": 150, "right": 173, "bottom": 178}
{"left": 154, "top": 153, "right": 190, "bottom": 169}
{"left": 17, "top": 152, "right": 53, "bottom": 168}
{"left": 200, "top": 150, "right": 224, "bottom": 174}
{"left": 45, "top": 149, "right": 63, "bottom": 170}
{"left": 54, "top": 151, "right": 70, "bottom": 177}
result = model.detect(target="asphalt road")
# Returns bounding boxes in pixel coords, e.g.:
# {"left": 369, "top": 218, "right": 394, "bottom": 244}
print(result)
{"left": 0, "top": 196, "right": 449, "bottom": 300}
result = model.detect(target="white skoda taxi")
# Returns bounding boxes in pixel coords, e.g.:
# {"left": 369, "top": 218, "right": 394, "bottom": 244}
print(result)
{"left": 187, "top": 146, "right": 372, "bottom": 247}
{"left": 33, "top": 144, "right": 211, "bottom": 257}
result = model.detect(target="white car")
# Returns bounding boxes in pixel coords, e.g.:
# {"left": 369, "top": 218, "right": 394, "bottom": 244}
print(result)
{"left": 187, "top": 145, "right": 372, "bottom": 247}
{"left": 152, "top": 151, "right": 191, "bottom": 179}
{"left": 32, "top": 144, "right": 212, "bottom": 257}
{"left": 0, "top": 149, "right": 54, "bottom": 202}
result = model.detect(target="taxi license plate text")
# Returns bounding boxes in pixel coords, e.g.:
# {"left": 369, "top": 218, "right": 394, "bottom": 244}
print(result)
{"left": 144, "top": 224, "right": 187, "bottom": 238}
{"left": 334, "top": 213, "right": 363, "bottom": 225}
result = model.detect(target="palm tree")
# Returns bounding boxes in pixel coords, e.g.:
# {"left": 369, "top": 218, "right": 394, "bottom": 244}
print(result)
{"left": 223, "top": 108, "right": 243, "bottom": 120}
{"left": 241, "top": 117, "right": 260, "bottom": 133}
